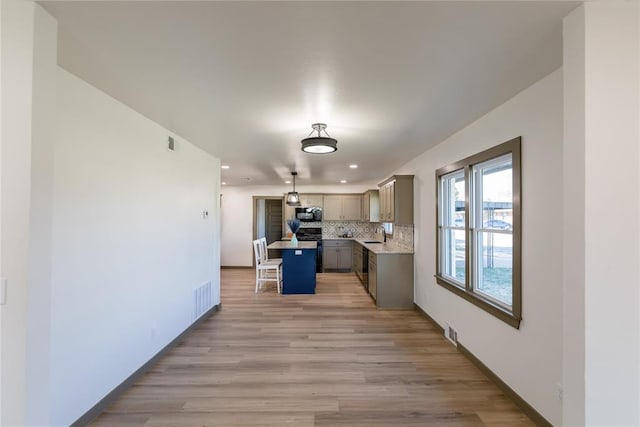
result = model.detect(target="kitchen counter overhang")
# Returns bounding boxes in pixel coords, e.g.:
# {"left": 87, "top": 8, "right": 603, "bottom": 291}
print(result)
{"left": 267, "top": 241, "right": 317, "bottom": 250}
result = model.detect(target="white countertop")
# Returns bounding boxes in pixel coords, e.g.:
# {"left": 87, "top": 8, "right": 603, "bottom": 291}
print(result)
{"left": 267, "top": 241, "right": 317, "bottom": 250}
{"left": 354, "top": 238, "right": 414, "bottom": 255}
{"left": 277, "top": 236, "right": 413, "bottom": 254}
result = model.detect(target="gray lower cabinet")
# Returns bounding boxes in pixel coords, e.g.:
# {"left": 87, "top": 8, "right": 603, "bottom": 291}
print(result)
{"left": 368, "top": 252, "right": 414, "bottom": 308}
{"left": 353, "top": 242, "right": 363, "bottom": 282}
{"left": 368, "top": 254, "right": 377, "bottom": 300}
{"left": 323, "top": 240, "right": 353, "bottom": 271}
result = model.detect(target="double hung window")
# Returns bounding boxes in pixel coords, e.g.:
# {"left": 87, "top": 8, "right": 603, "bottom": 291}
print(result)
{"left": 436, "top": 138, "right": 521, "bottom": 328}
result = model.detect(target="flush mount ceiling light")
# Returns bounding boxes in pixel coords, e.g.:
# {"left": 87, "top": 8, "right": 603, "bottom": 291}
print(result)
{"left": 286, "top": 171, "right": 301, "bottom": 206}
{"left": 301, "top": 123, "right": 337, "bottom": 154}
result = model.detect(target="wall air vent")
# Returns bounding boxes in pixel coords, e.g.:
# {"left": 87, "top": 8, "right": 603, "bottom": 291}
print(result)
{"left": 194, "top": 280, "right": 213, "bottom": 320}
{"left": 444, "top": 323, "right": 458, "bottom": 346}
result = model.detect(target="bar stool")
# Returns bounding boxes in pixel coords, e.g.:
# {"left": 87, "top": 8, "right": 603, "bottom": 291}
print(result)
{"left": 259, "top": 237, "right": 282, "bottom": 264}
{"left": 252, "top": 239, "right": 282, "bottom": 293}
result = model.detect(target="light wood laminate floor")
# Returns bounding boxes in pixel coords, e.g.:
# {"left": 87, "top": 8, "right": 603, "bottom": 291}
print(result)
{"left": 91, "top": 269, "right": 535, "bottom": 426}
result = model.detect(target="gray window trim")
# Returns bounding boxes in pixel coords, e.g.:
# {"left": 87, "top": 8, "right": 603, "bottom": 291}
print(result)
{"left": 435, "top": 137, "right": 522, "bottom": 329}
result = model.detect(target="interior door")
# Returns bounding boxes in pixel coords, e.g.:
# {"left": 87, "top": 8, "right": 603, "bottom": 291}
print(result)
{"left": 265, "top": 199, "right": 283, "bottom": 245}
{"left": 264, "top": 199, "right": 283, "bottom": 261}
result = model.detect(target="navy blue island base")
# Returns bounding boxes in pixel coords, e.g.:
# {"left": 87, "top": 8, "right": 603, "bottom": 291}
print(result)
{"left": 266, "top": 241, "right": 317, "bottom": 294}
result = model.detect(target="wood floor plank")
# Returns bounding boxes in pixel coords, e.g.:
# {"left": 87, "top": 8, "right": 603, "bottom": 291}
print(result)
{"left": 90, "top": 269, "right": 535, "bottom": 426}
{"left": 143, "top": 412, "right": 315, "bottom": 427}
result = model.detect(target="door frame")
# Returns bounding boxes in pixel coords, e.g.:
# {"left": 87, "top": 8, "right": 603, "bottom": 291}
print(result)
{"left": 251, "top": 196, "right": 284, "bottom": 267}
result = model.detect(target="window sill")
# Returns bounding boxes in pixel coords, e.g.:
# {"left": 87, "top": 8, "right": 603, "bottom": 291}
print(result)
{"left": 435, "top": 275, "right": 521, "bottom": 329}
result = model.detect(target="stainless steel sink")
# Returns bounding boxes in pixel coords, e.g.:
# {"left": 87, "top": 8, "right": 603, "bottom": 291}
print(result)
{"left": 363, "top": 240, "right": 383, "bottom": 244}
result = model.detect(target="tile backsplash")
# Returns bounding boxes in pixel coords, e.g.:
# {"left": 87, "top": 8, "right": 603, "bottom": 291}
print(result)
{"left": 387, "top": 224, "right": 414, "bottom": 251}
{"left": 299, "top": 221, "right": 414, "bottom": 252}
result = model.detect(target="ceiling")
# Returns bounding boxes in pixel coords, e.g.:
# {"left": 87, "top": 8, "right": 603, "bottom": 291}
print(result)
{"left": 41, "top": 1, "right": 578, "bottom": 187}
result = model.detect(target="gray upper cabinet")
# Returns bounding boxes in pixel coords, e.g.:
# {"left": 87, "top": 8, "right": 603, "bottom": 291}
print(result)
{"left": 323, "top": 195, "right": 362, "bottom": 221}
{"left": 362, "top": 190, "right": 380, "bottom": 222}
{"left": 283, "top": 199, "right": 295, "bottom": 221}
{"left": 378, "top": 175, "right": 414, "bottom": 224}
{"left": 378, "top": 182, "right": 391, "bottom": 222}
{"left": 300, "top": 194, "right": 324, "bottom": 208}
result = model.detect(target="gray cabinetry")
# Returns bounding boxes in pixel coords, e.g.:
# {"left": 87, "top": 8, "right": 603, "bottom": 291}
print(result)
{"left": 368, "top": 254, "right": 377, "bottom": 300}
{"left": 323, "top": 195, "right": 362, "bottom": 221}
{"left": 300, "top": 194, "right": 324, "bottom": 207}
{"left": 368, "top": 252, "right": 414, "bottom": 308}
{"left": 353, "top": 242, "right": 363, "bottom": 282}
{"left": 378, "top": 182, "right": 392, "bottom": 222}
{"left": 323, "top": 240, "right": 353, "bottom": 271}
{"left": 362, "top": 190, "right": 380, "bottom": 222}
{"left": 283, "top": 198, "right": 295, "bottom": 222}
{"left": 378, "top": 175, "right": 414, "bottom": 224}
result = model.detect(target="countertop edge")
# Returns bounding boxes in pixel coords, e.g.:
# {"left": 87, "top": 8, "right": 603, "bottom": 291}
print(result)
{"left": 277, "top": 236, "right": 413, "bottom": 255}
{"left": 352, "top": 238, "right": 414, "bottom": 255}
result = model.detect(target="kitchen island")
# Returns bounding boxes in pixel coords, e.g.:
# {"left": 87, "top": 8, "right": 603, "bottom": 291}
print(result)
{"left": 266, "top": 241, "right": 317, "bottom": 294}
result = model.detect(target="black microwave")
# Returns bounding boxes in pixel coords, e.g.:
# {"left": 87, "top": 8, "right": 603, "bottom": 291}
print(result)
{"left": 295, "top": 207, "right": 322, "bottom": 222}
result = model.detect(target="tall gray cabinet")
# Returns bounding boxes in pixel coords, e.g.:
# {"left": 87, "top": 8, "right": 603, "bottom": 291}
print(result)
{"left": 378, "top": 175, "right": 414, "bottom": 224}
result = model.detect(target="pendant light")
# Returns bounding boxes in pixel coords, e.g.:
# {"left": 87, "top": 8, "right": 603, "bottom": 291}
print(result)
{"left": 286, "top": 171, "right": 301, "bottom": 206}
{"left": 301, "top": 123, "right": 337, "bottom": 154}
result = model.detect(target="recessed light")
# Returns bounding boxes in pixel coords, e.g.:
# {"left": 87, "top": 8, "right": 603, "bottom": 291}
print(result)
{"left": 349, "top": 164, "right": 358, "bottom": 169}
{"left": 285, "top": 180, "right": 291, "bottom": 184}
{"left": 340, "top": 180, "right": 347, "bottom": 183}
{"left": 222, "top": 182, "right": 226, "bottom": 185}
{"left": 221, "top": 165, "right": 230, "bottom": 169}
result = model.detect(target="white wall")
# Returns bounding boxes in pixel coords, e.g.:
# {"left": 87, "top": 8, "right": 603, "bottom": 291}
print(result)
{"left": 0, "top": 0, "right": 36, "bottom": 424}
{"left": 48, "top": 68, "right": 220, "bottom": 425}
{"left": 396, "top": 70, "right": 564, "bottom": 424}
{"left": 562, "top": 5, "right": 585, "bottom": 426}
{"left": 581, "top": 2, "right": 640, "bottom": 425}
{"left": 256, "top": 199, "right": 265, "bottom": 238}
{"left": 222, "top": 184, "right": 372, "bottom": 266}
{"left": 25, "top": 5, "right": 57, "bottom": 425}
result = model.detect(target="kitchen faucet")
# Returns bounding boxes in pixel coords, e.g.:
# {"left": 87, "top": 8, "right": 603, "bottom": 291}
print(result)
{"left": 378, "top": 225, "right": 387, "bottom": 243}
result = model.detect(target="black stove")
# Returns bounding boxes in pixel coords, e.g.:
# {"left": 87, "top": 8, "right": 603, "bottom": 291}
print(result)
{"left": 296, "top": 227, "right": 323, "bottom": 272}
{"left": 296, "top": 227, "right": 322, "bottom": 241}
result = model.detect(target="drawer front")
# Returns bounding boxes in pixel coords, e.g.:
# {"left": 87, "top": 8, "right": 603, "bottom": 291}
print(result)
{"left": 368, "top": 253, "right": 377, "bottom": 266}
{"left": 323, "top": 240, "right": 352, "bottom": 248}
